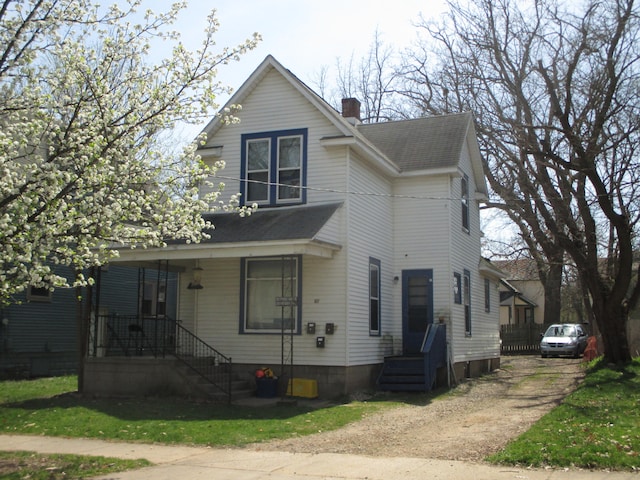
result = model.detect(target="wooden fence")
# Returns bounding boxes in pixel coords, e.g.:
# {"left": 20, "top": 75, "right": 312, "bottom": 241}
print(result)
{"left": 500, "top": 323, "right": 549, "bottom": 355}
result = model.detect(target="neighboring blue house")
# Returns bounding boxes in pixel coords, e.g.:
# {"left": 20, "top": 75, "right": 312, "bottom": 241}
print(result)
{"left": 0, "top": 264, "right": 177, "bottom": 378}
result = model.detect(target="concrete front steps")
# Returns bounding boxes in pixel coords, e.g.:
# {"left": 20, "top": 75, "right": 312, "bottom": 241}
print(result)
{"left": 174, "top": 362, "right": 254, "bottom": 403}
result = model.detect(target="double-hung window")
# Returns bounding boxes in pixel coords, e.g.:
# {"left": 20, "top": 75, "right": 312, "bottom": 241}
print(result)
{"left": 484, "top": 278, "right": 491, "bottom": 312}
{"left": 141, "top": 281, "right": 166, "bottom": 317}
{"left": 369, "top": 258, "right": 381, "bottom": 336}
{"left": 242, "top": 129, "right": 307, "bottom": 206}
{"left": 461, "top": 174, "right": 470, "bottom": 231}
{"left": 453, "top": 272, "right": 462, "bottom": 304}
{"left": 241, "top": 256, "right": 301, "bottom": 334}
{"left": 464, "top": 269, "right": 471, "bottom": 336}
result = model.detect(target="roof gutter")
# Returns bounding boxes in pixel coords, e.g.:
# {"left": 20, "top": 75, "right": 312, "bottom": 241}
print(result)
{"left": 110, "top": 238, "right": 342, "bottom": 262}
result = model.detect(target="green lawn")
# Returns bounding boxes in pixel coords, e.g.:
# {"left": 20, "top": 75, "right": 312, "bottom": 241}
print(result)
{"left": 0, "top": 451, "right": 150, "bottom": 480}
{"left": 0, "top": 376, "right": 392, "bottom": 446}
{"left": 1, "top": 358, "right": 639, "bottom": 471}
{"left": 488, "top": 358, "right": 640, "bottom": 470}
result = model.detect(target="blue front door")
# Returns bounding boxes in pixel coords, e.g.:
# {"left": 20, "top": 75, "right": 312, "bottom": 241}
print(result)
{"left": 402, "top": 269, "right": 434, "bottom": 354}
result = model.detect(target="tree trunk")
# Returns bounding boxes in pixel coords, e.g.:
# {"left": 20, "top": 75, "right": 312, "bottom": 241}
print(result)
{"left": 543, "top": 261, "right": 563, "bottom": 325}
{"left": 75, "top": 268, "right": 94, "bottom": 393}
{"left": 75, "top": 284, "right": 85, "bottom": 393}
{"left": 596, "top": 304, "right": 631, "bottom": 364}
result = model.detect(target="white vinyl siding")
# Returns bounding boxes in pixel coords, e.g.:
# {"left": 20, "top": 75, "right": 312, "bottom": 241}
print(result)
{"left": 449, "top": 141, "right": 500, "bottom": 362}
{"left": 186, "top": 255, "right": 349, "bottom": 366}
{"left": 187, "top": 70, "right": 351, "bottom": 366}
{"left": 393, "top": 174, "right": 452, "bottom": 345}
{"left": 186, "top": 64, "right": 500, "bottom": 372}
{"left": 346, "top": 152, "right": 394, "bottom": 365}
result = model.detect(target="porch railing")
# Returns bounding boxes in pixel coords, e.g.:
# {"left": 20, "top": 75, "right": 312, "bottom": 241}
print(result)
{"left": 90, "top": 315, "right": 176, "bottom": 357}
{"left": 89, "top": 315, "right": 232, "bottom": 402}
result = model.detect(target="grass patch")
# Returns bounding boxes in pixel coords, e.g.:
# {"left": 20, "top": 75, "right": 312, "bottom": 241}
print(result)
{"left": 0, "top": 376, "right": 399, "bottom": 446}
{"left": 0, "top": 450, "right": 150, "bottom": 479}
{"left": 488, "top": 358, "right": 640, "bottom": 470}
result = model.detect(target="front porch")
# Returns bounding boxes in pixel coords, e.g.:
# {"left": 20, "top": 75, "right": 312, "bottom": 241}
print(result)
{"left": 87, "top": 314, "right": 242, "bottom": 402}
{"left": 85, "top": 314, "right": 381, "bottom": 401}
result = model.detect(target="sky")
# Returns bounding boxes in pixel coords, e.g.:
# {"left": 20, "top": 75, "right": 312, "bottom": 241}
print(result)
{"left": 166, "top": 0, "right": 448, "bottom": 106}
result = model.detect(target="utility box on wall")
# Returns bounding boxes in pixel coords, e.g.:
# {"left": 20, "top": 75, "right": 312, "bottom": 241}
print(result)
{"left": 286, "top": 378, "right": 318, "bottom": 398}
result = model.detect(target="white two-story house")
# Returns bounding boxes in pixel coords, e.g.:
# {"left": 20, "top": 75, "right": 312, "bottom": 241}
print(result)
{"left": 87, "top": 55, "right": 501, "bottom": 399}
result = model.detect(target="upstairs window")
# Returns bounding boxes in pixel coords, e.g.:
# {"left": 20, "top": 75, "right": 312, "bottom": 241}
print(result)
{"left": 461, "top": 175, "right": 470, "bottom": 231}
{"left": 246, "top": 139, "right": 270, "bottom": 202}
{"left": 242, "top": 129, "right": 307, "bottom": 206}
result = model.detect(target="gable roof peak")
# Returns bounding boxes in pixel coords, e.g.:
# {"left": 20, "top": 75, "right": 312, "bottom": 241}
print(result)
{"left": 200, "top": 54, "right": 358, "bottom": 141}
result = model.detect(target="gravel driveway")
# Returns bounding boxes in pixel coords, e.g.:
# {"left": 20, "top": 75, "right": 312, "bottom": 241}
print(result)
{"left": 248, "top": 355, "right": 585, "bottom": 462}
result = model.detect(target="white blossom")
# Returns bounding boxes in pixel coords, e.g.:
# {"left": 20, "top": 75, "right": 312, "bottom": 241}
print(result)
{"left": 0, "top": 0, "right": 261, "bottom": 302}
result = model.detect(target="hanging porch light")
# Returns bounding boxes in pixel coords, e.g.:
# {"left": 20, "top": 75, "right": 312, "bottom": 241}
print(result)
{"left": 187, "top": 266, "right": 204, "bottom": 290}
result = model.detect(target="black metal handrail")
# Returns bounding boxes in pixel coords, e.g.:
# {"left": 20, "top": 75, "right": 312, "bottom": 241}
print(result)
{"left": 89, "top": 314, "right": 232, "bottom": 402}
{"left": 173, "top": 321, "right": 233, "bottom": 402}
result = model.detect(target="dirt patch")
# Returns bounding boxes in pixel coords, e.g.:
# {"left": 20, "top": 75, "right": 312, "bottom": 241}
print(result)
{"left": 249, "top": 356, "right": 585, "bottom": 462}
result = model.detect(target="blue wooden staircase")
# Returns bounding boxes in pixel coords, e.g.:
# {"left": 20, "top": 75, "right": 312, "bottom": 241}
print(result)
{"left": 377, "top": 323, "right": 447, "bottom": 392}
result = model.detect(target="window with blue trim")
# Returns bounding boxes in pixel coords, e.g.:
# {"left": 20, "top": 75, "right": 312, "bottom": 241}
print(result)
{"left": 369, "top": 258, "right": 381, "bottom": 336}
{"left": 484, "top": 278, "right": 491, "bottom": 312}
{"left": 241, "top": 129, "right": 307, "bottom": 206}
{"left": 461, "top": 174, "right": 470, "bottom": 231}
{"left": 240, "top": 256, "right": 301, "bottom": 334}
{"left": 464, "top": 269, "right": 471, "bottom": 336}
{"left": 453, "top": 272, "right": 461, "bottom": 304}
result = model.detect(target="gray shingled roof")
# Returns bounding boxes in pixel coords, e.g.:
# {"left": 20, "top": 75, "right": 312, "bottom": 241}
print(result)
{"left": 195, "top": 202, "right": 342, "bottom": 244}
{"left": 357, "top": 112, "right": 472, "bottom": 172}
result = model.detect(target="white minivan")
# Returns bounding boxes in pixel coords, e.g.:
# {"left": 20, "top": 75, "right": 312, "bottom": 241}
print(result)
{"left": 540, "top": 323, "right": 589, "bottom": 358}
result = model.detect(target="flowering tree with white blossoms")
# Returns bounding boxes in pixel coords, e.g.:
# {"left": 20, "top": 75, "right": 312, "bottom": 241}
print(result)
{"left": 0, "top": 0, "right": 260, "bottom": 303}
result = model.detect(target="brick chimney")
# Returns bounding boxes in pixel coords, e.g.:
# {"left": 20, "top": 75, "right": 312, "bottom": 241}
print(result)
{"left": 341, "top": 98, "right": 361, "bottom": 124}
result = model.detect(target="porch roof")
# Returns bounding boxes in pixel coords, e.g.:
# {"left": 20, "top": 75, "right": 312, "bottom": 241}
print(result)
{"left": 500, "top": 289, "right": 537, "bottom": 307}
{"left": 111, "top": 202, "right": 343, "bottom": 262}
{"left": 197, "top": 202, "right": 342, "bottom": 244}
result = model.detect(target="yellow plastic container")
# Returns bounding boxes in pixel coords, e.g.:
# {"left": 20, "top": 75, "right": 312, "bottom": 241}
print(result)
{"left": 286, "top": 378, "right": 318, "bottom": 398}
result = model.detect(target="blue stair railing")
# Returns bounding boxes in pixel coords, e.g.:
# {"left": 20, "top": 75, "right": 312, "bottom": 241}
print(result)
{"left": 421, "top": 323, "right": 447, "bottom": 390}
{"left": 377, "top": 323, "right": 447, "bottom": 392}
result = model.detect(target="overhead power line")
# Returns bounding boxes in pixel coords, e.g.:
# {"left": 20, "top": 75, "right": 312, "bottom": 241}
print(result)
{"left": 213, "top": 175, "right": 462, "bottom": 202}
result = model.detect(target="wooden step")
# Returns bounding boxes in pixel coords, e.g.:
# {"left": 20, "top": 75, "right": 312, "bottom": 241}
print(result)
{"left": 378, "top": 356, "right": 430, "bottom": 392}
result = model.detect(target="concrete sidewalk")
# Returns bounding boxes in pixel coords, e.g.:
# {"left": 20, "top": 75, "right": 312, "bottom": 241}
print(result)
{"left": 1, "top": 434, "right": 637, "bottom": 480}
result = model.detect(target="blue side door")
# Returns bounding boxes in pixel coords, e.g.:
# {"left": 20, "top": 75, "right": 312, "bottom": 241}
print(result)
{"left": 402, "top": 269, "right": 434, "bottom": 354}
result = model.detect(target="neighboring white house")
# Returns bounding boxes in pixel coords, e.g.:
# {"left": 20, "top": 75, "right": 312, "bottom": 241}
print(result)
{"left": 95, "top": 55, "right": 501, "bottom": 398}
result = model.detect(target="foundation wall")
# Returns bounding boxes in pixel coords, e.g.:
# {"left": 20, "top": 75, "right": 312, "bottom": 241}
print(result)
{"left": 83, "top": 358, "right": 382, "bottom": 400}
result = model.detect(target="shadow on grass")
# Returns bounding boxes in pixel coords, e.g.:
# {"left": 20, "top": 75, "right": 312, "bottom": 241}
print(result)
{"left": 2, "top": 393, "right": 321, "bottom": 421}
{"left": 1, "top": 385, "right": 450, "bottom": 424}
